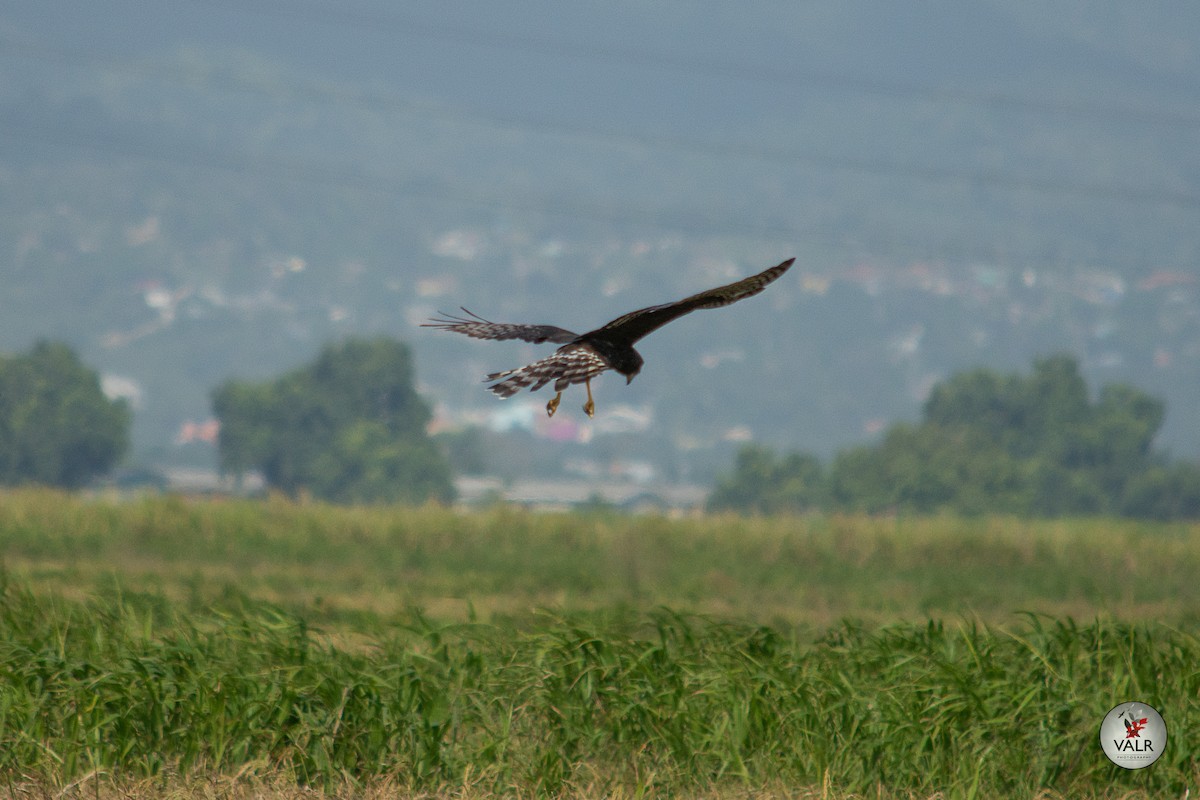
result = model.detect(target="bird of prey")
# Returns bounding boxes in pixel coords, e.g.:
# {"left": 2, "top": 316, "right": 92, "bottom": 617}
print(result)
{"left": 423, "top": 257, "right": 794, "bottom": 418}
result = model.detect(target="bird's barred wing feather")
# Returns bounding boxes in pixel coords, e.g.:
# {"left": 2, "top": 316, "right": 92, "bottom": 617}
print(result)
{"left": 485, "top": 345, "right": 610, "bottom": 398}
{"left": 422, "top": 308, "right": 578, "bottom": 344}
{"left": 594, "top": 258, "right": 794, "bottom": 346}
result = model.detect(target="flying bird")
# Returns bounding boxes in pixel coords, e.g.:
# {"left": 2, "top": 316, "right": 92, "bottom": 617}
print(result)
{"left": 423, "top": 257, "right": 794, "bottom": 417}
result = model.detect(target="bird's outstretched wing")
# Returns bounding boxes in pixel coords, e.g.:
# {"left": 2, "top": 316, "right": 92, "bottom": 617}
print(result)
{"left": 590, "top": 258, "right": 794, "bottom": 346}
{"left": 422, "top": 308, "right": 579, "bottom": 344}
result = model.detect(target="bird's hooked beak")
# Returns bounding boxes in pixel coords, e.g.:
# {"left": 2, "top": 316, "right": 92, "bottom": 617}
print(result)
{"left": 626, "top": 374, "right": 635, "bottom": 385}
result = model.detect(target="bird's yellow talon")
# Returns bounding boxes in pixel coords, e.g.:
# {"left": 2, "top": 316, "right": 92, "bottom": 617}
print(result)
{"left": 583, "top": 378, "right": 595, "bottom": 418}
{"left": 546, "top": 392, "right": 562, "bottom": 417}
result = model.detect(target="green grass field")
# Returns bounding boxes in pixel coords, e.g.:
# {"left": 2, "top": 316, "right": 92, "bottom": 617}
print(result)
{"left": 1, "top": 489, "right": 1197, "bottom": 798}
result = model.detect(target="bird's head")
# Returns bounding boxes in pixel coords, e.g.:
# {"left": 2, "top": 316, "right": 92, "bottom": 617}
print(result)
{"left": 582, "top": 336, "right": 643, "bottom": 384}
{"left": 613, "top": 349, "right": 643, "bottom": 383}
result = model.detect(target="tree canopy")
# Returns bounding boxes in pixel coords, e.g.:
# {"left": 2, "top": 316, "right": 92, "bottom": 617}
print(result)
{"left": 212, "top": 337, "right": 453, "bottom": 504}
{"left": 711, "top": 355, "right": 1200, "bottom": 519}
{"left": 0, "top": 340, "right": 130, "bottom": 488}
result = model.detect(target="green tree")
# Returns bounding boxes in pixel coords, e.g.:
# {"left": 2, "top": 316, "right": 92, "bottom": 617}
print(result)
{"left": 829, "top": 423, "right": 1028, "bottom": 515}
{"left": 0, "top": 340, "right": 130, "bottom": 488}
{"left": 712, "top": 354, "right": 1198, "bottom": 519}
{"left": 876, "top": 356, "right": 1171, "bottom": 516}
{"left": 922, "top": 355, "right": 1092, "bottom": 460}
{"left": 708, "top": 444, "right": 826, "bottom": 514}
{"left": 1119, "top": 462, "right": 1200, "bottom": 520}
{"left": 212, "top": 337, "right": 453, "bottom": 504}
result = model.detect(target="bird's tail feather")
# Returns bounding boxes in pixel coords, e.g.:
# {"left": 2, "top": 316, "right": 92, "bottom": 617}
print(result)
{"left": 485, "top": 348, "right": 610, "bottom": 398}
{"left": 486, "top": 362, "right": 556, "bottom": 397}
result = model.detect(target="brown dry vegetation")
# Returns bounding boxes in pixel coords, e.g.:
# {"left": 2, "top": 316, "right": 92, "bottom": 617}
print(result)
{"left": 2, "top": 489, "right": 1199, "bottom": 627}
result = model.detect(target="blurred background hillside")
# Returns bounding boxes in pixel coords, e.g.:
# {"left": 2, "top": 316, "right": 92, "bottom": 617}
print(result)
{"left": 2, "top": 1, "right": 1198, "bottom": 487}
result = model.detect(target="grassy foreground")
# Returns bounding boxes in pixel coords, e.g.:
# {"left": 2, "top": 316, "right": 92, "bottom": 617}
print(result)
{"left": 1, "top": 489, "right": 1198, "bottom": 798}
{"left": 2, "top": 583, "right": 1198, "bottom": 798}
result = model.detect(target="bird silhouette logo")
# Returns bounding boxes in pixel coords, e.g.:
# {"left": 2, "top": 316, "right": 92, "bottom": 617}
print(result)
{"left": 1122, "top": 710, "right": 1149, "bottom": 739}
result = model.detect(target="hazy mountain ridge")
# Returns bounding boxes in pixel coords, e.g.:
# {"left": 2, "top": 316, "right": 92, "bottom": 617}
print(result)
{"left": 1, "top": 2, "right": 1197, "bottom": 478}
